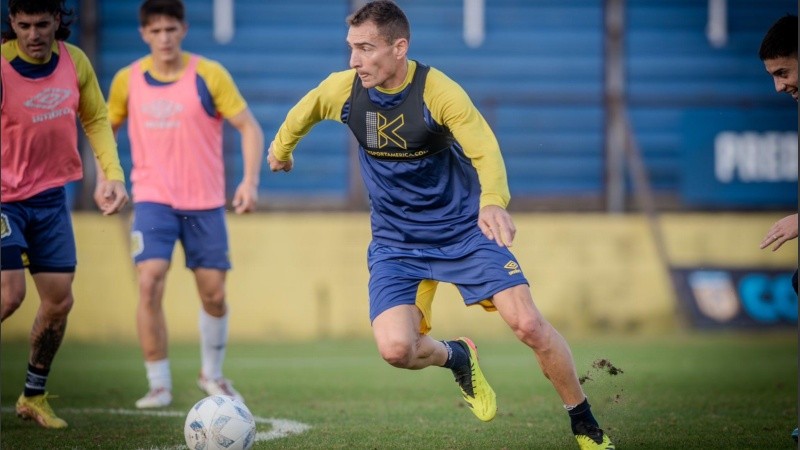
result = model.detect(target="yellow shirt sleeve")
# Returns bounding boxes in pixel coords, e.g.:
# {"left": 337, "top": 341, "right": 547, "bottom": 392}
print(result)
{"left": 66, "top": 44, "right": 125, "bottom": 182}
{"left": 271, "top": 70, "right": 354, "bottom": 161}
{"left": 195, "top": 56, "right": 247, "bottom": 119}
{"left": 107, "top": 65, "right": 131, "bottom": 127}
{"left": 423, "top": 67, "right": 510, "bottom": 209}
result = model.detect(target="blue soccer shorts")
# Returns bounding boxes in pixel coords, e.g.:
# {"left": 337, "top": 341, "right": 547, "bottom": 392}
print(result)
{"left": 367, "top": 230, "right": 529, "bottom": 334}
{"left": 131, "top": 202, "right": 231, "bottom": 270}
{"left": 0, "top": 187, "right": 76, "bottom": 273}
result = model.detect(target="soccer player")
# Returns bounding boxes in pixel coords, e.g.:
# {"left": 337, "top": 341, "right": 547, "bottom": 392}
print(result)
{"left": 266, "top": 2, "right": 613, "bottom": 448}
{"left": 1, "top": 0, "right": 129, "bottom": 429}
{"left": 103, "top": 0, "right": 265, "bottom": 408}
{"left": 757, "top": 13, "right": 799, "bottom": 443}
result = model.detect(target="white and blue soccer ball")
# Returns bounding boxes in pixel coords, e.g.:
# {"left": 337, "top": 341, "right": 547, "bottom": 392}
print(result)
{"left": 184, "top": 395, "right": 256, "bottom": 450}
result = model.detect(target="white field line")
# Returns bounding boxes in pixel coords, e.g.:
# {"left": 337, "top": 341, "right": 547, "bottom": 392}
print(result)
{"left": 1, "top": 406, "right": 311, "bottom": 449}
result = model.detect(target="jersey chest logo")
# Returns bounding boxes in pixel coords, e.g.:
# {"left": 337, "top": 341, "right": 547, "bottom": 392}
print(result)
{"left": 141, "top": 99, "right": 184, "bottom": 129}
{"left": 366, "top": 112, "right": 406, "bottom": 149}
{"left": 24, "top": 87, "right": 73, "bottom": 124}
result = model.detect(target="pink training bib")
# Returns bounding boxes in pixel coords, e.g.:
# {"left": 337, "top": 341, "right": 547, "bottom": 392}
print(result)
{"left": 1, "top": 41, "right": 82, "bottom": 202}
{"left": 127, "top": 55, "right": 225, "bottom": 210}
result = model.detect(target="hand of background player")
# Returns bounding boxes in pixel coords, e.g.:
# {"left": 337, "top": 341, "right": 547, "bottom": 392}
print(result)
{"left": 760, "top": 213, "right": 798, "bottom": 251}
{"left": 478, "top": 205, "right": 516, "bottom": 248}
{"left": 232, "top": 182, "right": 258, "bottom": 214}
{"left": 94, "top": 179, "right": 129, "bottom": 216}
{"left": 267, "top": 143, "right": 294, "bottom": 172}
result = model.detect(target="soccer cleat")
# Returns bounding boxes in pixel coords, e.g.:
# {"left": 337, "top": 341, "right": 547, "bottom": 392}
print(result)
{"left": 452, "top": 337, "right": 497, "bottom": 422}
{"left": 15, "top": 392, "right": 68, "bottom": 429}
{"left": 135, "top": 387, "right": 172, "bottom": 409}
{"left": 197, "top": 374, "right": 244, "bottom": 403}
{"left": 792, "top": 427, "right": 799, "bottom": 443}
{"left": 574, "top": 422, "right": 615, "bottom": 450}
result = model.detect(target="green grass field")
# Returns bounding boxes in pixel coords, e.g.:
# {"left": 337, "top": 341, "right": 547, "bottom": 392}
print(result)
{"left": 0, "top": 331, "right": 796, "bottom": 449}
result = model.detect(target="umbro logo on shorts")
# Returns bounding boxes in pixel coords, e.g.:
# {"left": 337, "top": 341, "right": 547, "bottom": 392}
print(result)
{"left": 0, "top": 213, "right": 11, "bottom": 238}
{"left": 504, "top": 261, "right": 521, "bottom": 276}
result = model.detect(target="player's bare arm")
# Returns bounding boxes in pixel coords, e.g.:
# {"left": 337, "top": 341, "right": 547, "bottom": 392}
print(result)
{"left": 228, "top": 108, "right": 264, "bottom": 214}
{"left": 760, "top": 213, "right": 799, "bottom": 251}
{"left": 478, "top": 205, "right": 516, "bottom": 248}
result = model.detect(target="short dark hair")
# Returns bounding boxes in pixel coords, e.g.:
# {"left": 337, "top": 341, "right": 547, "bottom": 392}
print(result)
{"left": 139, "top": 0, "right": 185, "bottom": 27}
{"left": 3, "top": 0, "right": 74, "bottom": 41}
{"left": 347, "top": 0, "right": 410, "bottom": 45}
{"left": 759, "top": 14, "right": 798, "bottom": 60}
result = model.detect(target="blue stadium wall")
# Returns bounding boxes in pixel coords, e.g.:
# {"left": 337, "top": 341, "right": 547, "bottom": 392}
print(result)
{"left": 88, "top": 0, "right": 796, "bottom": 210}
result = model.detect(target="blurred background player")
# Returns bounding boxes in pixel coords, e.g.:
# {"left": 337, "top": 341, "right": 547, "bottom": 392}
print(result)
{"left": 101, "top": 0, "right": 265, "bottom": 408}
{"left": 0, "top": 0, "right": 129, "bottom": 429}
{"left": 756, "top": 12, "right": 799, "bottom": 443}
{"left": 267, "top": 1, "right": 613, "bottom": 448}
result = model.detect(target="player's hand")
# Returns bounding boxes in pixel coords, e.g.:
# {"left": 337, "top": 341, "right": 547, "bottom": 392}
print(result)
{"left": 267, "top": 143, "right": 294, "bottom": 172}
{"left": 232, "top": 182, "right": 258, "bottom": 214}
{"left": 478, "top": 205, "right": 516, "bottom": 247}
{"left": 94, "top": 179, "right": 129, "bottom": 216}
{"left": 760, "top": 213, "right": 798, "bottom": 251}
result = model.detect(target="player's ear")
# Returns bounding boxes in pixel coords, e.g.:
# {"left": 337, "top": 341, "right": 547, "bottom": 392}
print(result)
{"left": 393, "top": 37, "right": 408, "bottom": 59}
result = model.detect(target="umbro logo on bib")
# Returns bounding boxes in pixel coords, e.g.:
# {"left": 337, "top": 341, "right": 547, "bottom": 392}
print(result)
{"left": 24, "top": 88, "right": 73, "bottom": 123}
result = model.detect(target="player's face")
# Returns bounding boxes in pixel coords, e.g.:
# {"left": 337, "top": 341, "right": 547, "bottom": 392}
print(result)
{"left": 347, "top": 21, "right": 408, "bottom": 89}
{"left": 9, "top": 11, "right": 59, "bottom": 61}
{"left": 140, "top": 15, "right": 187, "bottom": 66}
{"left": 764, "top": 55, "right": 798, "bottom": 101}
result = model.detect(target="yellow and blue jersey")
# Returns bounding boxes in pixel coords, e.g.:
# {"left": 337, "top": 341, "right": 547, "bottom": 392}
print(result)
{"left": 272, "top": 60, "right": 510, "bottom": 247}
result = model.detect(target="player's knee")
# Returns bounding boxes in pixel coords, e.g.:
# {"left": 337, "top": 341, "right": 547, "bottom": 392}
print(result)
{"left": 512, "top": 315, "right": 550, "bottom": 350}
{"left": 41, "top": 292, "right": 74, "bottom": 318}
{"left": 137, "top": 273, "right": 167, "bottom": 309}
{"left": 0, "top": 285, "right": 26, "bottom": 320}
{"left": 199, "top": 289, "right": 226, "bottom": 312}
{"left": 378, "top": 341, "right": 414, "bottom": 368}
{"left": 0, "top": 290, "right": 25, "bottom": 320}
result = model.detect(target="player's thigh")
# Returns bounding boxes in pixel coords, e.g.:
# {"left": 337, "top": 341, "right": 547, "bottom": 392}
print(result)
{"left": 491, "top": 284, "right": 545, "bottom": 330}
{"left": 178, "top": 207, "right": 230, "bottom": 271}
{"left": 431, "top": 232, "right": 529, "bottom": 307}
{"left": 367, "top": 243, "right": 432, "bottom": 323}
{"left": 132, "top": 202, "right": 180, "bottom": 264}
{"left": 371, "top": 304, "right": 425, "bottom": 352}
{"left": 24, "top": 200, "right": 77, "bottom": 273}
{"left": 30, "top": 272, "right": 75, "bottom": 307}
{"left": 1, "top": 205, "right": 29, "bottom": 271}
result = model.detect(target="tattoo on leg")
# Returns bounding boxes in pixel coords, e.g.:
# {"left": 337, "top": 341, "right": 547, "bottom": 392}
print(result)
{"left": 31, "top": 322, "right": 66, "bottom": 368}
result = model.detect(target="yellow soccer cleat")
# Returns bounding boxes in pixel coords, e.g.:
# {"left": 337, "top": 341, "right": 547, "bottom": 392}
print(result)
{"left": 453, "top": 337, "right": 497, "bottom": 422}
{"left": 16, "top": 392, "right": 68, "bottom": 429}
{"left": 574, "top": 422, "right": 615, "bottom": 450}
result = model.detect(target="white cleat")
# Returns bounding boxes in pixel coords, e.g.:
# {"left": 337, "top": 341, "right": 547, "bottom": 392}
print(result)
{"left": 135, "top": 388, "right": 172, "bottom": 409}
{"left": 197, "top": 375, "right": 244, "bottom": 403}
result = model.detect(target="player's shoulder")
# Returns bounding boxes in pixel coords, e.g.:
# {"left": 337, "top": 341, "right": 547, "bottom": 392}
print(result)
{"left": 0, "top": 39, "right": 17, "bottom": 62}
{"left": 320, "top": 68, "right": 356, "bottom": 89}
{"left": 62, "top": 42, "right": 92, "bottom": 66}
{"left": 62, "top": 41, "right": 86, "bottom": 58}
{"left": 327, "top": 68, "right": 357, "bottom": 81}
{"left": 423, "top": 65, "right": 459, "bottom": 88}
{"left": 193, "top": 53, "right": 232, "bottom": 78}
